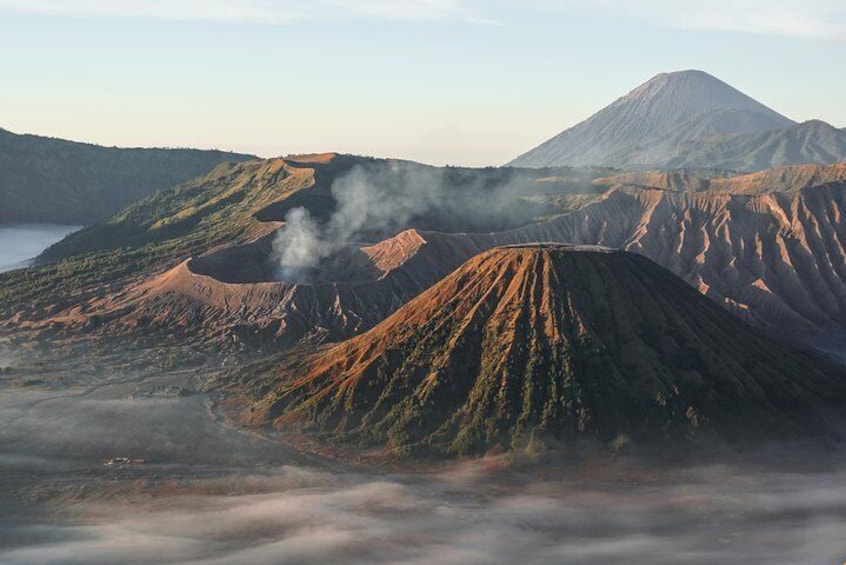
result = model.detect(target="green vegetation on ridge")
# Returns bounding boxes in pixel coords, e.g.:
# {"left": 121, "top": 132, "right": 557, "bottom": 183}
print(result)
{"left": 0, "top": 127, "right": 255, "bottom": 224}
{"left": 0, "top": 159, "right": 312, "bottom": 316}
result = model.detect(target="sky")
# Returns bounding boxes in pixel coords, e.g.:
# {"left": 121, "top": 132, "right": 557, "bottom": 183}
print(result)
{"left": 0, "top": 0, "right": 843, "bottom": 166}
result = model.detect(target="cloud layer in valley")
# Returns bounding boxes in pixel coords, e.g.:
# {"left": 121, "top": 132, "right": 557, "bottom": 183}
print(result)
{"left": 2, "top": 354, "right": 846, "bottom": 564}
{"left": 4, "top": 461, "right": 846, "bottom": 564}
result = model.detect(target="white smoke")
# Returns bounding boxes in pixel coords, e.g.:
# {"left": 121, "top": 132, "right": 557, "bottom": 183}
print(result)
{"left": 271, "top": 162, "right": 528, "bottom": 282}
{"left": 272, "top": 207, "right": 328, "bottom": 279}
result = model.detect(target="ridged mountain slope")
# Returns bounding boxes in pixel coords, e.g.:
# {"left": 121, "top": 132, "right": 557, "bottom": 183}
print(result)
{"left": 666, "top": 120, "right": 846, "bottom": 171}
{"left": 595, "top": 163, "right": 846, "bottom": 194}
{"left": 252, "top": 246, "right": 846, "bottom": 456}
{"left": 344, "top": 180, "right": 846, "bottom": 352}
{"left": 498, "top": 184, "right": 846, "bottom": 347}
{"left": 35, "top": 179, "right": 846, "bottom": 354}
{"left": 20, "top": 170, "right": 846, "bottom": 357}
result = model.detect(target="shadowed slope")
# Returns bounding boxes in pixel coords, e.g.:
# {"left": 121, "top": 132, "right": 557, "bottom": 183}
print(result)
{"left": 0, "top": 127, "right": 254, "bottom": 224}
{"left": 252, "top": 246, "right": 846, "bottom": 456}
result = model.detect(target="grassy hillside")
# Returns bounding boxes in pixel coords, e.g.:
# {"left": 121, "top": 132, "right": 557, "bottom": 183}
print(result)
{"left": 0, "top": 127, "right": 254, "bottom": 224}
{"left": 0, "top": 158, "right": 312, "bottom": 316}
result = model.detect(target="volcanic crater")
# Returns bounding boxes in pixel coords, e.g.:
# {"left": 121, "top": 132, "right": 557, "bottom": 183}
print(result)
{"left": 187, "top": 227, "right": 428, "bottom": 285}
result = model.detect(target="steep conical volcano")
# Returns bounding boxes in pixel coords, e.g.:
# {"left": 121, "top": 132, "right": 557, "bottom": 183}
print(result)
{"left": 510, "top": 69, "right": 796, "bottom": 169}
{"left": 251, "top": 245, "right": 846, "bottom": 456}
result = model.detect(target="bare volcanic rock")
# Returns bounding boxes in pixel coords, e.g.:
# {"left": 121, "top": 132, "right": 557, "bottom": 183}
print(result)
{"left": 497, "top": 183, "right": 846, "bottom": 350}
{"left": 48, "top": 173, "right": 846, "bottom": 355}
{"left": 251, "top": 245, "right": 846, "bottom": 456}
{"left": 10, "top": 150, "right": 846, "bottom": 360}
{"left": 99, "top": 179, "right": 846, "bottom": 353}
{"left": 360, "top": 180, "right": 846, "bottom": 352}
{"left": 594, "top": 163, "right": 846, "bottom": 194}
{"left": 82, "top": 229, "right": 473, "bottom": 350}
{"left": 0, "top": 152, "right": 613, "bottom": 352}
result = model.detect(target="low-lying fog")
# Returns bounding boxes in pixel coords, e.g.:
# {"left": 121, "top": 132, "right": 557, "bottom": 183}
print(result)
{"left": 2, "top": 360, "right": 845, "bottom": 564}
{"left": 0, "top": 224, "right": 81, "bottom": 272}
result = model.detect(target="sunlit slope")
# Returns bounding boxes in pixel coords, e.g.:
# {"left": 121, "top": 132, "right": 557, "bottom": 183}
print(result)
{"left": 0, "top": 157, "right": 313, "bottom": 314}
{"left": 252, "top": 245, "right": 846, "bottom": 456}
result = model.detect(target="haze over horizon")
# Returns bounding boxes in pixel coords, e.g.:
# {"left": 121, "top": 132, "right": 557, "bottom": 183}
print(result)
{"left": 1, "top": 0, "right": 844, "bottom": 166}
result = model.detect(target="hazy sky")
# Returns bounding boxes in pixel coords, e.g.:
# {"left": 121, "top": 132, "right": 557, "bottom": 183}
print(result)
{"left": 1, "top": 0, "right": 843, "bottom": 166}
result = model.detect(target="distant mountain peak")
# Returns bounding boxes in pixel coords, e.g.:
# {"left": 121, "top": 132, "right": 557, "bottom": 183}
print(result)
{"left": 628, "top": 69, "right": 725, "bottom": 92}
{"left": 647, "top": 69, "right": 727, "bottom": 84}
{"left": 797, "top": 118, "right": 837, "bottom": 130}
{"left": 508, "top": 70, "right": 817, "bottom": 170}
{"left": 606, "top": 70, "right": 789, "bottom": 123}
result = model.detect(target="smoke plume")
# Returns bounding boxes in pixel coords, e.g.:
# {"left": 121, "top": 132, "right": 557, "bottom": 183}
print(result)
{"left": 271, "top": 162, "right": 528, "bottom": 281}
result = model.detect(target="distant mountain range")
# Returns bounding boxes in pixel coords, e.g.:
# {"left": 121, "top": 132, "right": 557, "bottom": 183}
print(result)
{"left": 510, "top": 70, "right": 846, "bottom": 172}
{"left": 0, "top": 127, "right": 255, "bottom": 225}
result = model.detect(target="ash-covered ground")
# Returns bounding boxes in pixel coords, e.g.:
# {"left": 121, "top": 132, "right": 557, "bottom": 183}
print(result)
{"left": 1, "top": 349, "right": 846, "bottom": 565}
